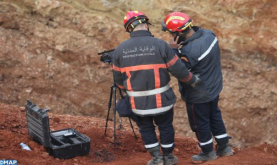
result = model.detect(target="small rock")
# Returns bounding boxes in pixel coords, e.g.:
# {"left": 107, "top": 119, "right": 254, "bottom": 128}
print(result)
{"left": 49, "top": 121, "right": 55, "bottom": 126}
{"left": 20, "top": 107, "right": 25, "bottom": 112}
{"left": 25, "top": 88, "right": 33, "bottom": 93}
{"left": 39, "top": 145, "right": 45, "bottom": 151}
{"left": 11, "top": 128, "right": 18, "bottom": 132}
{"left": 20, "top": 128, "right": 28, "bottom": 135}
{"left": 28, "top": 141, "right": 37, "bottom": 149}
{"left": 53, "top": 117, "right": 61, "bottom": 123}
{"left": 41, "top": 152, "right": 49, "bottom": 159}
{"left": 11, "top": 123, "right": 17, "bottom": 127}
{"left": 185, "top": 147, "right": 191, "bottom": 151}
{"left": 34, "top": 147, "right": 40, "bottom": 153}
{"left": 56, "top": 45, "right": 65, "bottom": 51}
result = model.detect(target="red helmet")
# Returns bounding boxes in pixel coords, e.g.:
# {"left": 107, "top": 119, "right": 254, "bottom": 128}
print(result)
{"left": 162, "top": 12, "right": 193, "bottom": 33}
{"left": 124, "top": 11, "right": 149, "bottom": 32}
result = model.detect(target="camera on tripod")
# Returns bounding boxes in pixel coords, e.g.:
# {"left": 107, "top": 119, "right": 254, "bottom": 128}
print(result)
{"left": 98, "top": 49, "right": 115, "bottom": 63}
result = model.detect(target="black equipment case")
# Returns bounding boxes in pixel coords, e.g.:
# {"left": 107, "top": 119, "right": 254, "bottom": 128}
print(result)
{"left": 25, "top": 100, "right": 90, "bottom": 159}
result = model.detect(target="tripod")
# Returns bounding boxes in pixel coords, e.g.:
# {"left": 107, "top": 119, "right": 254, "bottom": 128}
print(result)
{"left": 104, "top": 82, "right": 137, "bottom": 148}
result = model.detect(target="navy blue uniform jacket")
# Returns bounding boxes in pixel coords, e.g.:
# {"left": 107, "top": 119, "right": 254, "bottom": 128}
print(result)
{"left": 174, "top": 27, "right": 223, "bottom": 103}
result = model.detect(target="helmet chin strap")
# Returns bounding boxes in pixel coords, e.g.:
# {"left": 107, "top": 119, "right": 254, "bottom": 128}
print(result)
{"left": 145, "top": 24, "right": 155, "bottom": 37}
{"left": 146, "top": 24, "right": 151, "bottom": 32}
{"left": 144, "top": 23, "right": 149, "bottom": 30}
{"left": 175, "top": 32, "right": 186, "bottom": 44}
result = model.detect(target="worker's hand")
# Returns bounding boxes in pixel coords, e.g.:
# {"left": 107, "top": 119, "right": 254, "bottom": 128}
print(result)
{"left": 191, "top": 74, "right": 201, "bottom": 87}
{"left": 169, "top": 36, "right": 183, "bottom": 49}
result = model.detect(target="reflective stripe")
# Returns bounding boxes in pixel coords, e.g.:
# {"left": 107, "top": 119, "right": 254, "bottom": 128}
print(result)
{"left": 126, "top": 71, "right": 133, "bottom": 91}
{"left": 119, "top": 63, "right": 167, "bottom": 73}
{"left": 166, "top": 55, "right": 179, "bottom": 68}
{"left": 199, "top": 138, "right": 213, "bottom": 146}
{"left": 127, "top": 85, "right": 170, "bottom": 97}
{"left": 156, "top": 94, "right": 162, "bottom": 108}
{"left": 154, "top": 67, "right": 162, "bottom": 108}
{"left": 154, "top": 68, "right": 160, "bottom": 88}
{"left": 145, "top": 142, "right": 159, "bottom": 149}
{"left": 198, "top": 37, "right": 218, "bottom": 61}
{"left": 112, "top": 65, "right": 121, "bottom": 72}
{"left": 130, "top": 96, "right": 136, "bottom": 109}
{"left": 215, "top": 133, "right": 228, "bottom": 139}
{"left": 161, "top": 143, "right": 174, "bottom": 148}
{"left": 166, "top": 16, "right": 185, "bottom": 25}
{"left": 115, "top": 56, "right": 180, "bottom": 73}
{"left": 133, "top": 104, "right": 174, "bottom": 116}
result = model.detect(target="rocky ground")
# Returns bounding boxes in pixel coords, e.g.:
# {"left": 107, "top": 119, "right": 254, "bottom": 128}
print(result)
{"left": 0, "top": 102, "right": 277, "bottom": 165}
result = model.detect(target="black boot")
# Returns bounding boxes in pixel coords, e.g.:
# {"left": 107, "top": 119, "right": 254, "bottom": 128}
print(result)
{"left": 163, "top": 152, "right": 178, "bottom": 165}
{"left": 147, "top": 146, "right": 163, "bottom": 165}
{"left": 216, "top": 144, "right": 233, "bottom": 157}
{"left": 191, "top": 150, "right": 217, "bottom": 162}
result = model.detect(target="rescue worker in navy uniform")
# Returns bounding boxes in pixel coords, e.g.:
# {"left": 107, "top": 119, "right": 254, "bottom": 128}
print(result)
{"left": 112, "top": 11, "right": 200, "bottom": 165}
{"left": 161, "top": 12, "right": 233, "bottom": 162}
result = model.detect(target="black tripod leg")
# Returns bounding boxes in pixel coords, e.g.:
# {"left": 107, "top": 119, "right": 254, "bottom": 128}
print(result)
{"left": 112, "top": 85, "right": 117, "bottom": 148}
{"left": 128, "top": 118, "right": 138, "bottom": 138}
{"left": 119, "top": 88, "right": 123, "bottom": 98}
{"left": 104, "top": 86, "right": 113, "bottom": 136}
{"left": 118, "top": 89, "right": 124, "bottom": 130}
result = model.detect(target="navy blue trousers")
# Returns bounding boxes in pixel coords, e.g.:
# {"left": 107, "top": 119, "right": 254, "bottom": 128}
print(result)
{"left": 186, "top": 96, "right": 229, "bottom": 153}
{"left": 136, "top": 108, "right": 175, "bottom": 154}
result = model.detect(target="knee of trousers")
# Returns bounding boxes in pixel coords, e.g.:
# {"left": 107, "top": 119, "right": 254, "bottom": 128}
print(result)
{"left": 139, "top": 126, "right": 155, "bottom": 134}
{"left": 189, "top": 121, "right": 210, "bottom": 133}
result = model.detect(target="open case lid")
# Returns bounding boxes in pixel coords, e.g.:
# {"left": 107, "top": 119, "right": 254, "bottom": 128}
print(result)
{"left": 25, "top": 100, "right": 52, "bottom": 148}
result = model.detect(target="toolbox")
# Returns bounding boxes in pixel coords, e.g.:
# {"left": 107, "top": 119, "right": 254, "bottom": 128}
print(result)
{"left": 25, "top": 100, "right": 91, "bottom": 159}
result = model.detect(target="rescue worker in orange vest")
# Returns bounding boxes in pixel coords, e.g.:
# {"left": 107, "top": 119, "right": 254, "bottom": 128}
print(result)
{"left": 112, "top": 11, "right": 200, "bottom": 165}
{"left": 161, "top": 12, "right": 233, "bottom": 162}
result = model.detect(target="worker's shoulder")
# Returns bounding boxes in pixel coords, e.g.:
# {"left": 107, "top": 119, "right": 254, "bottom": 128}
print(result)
{"left": 186, "top": 29, "right": 217, "bottom": 57}
{"left": 197, "top": 28, "right": 216, "bottom": 39}
{"left": 191, "top": 29, "right": 216, "bottom": 47}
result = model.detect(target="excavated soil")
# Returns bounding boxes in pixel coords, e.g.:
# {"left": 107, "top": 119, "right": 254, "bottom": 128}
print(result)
{"left": 0, "top": 103, "right": 277, "bottom": 165}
